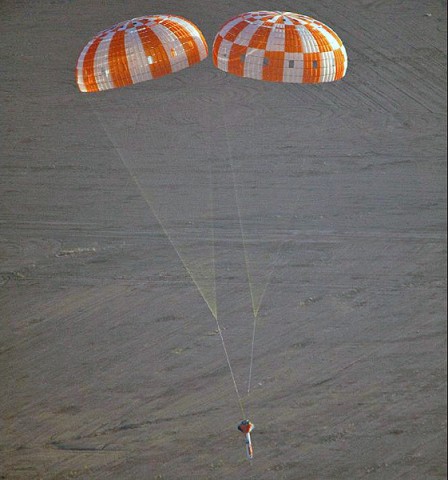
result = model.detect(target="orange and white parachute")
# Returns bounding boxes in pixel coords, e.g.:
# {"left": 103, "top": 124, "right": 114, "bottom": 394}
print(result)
{"left": 213, "top": 11, "right": 347, "bottom": 83}
{"left": 76, "top": 15, "right": 208, "bottom": 92}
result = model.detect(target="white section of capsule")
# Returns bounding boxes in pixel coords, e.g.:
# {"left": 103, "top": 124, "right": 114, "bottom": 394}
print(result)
{"left": 245, "top": 433, "right": 254, "bottom": 459}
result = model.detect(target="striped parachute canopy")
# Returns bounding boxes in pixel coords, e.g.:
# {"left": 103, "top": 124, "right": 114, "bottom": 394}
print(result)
{"left": 213, "top": 11, "right": 347, "bottom": 84}
{"left": 76, "top": 15, "right": 208, "bottom": 92}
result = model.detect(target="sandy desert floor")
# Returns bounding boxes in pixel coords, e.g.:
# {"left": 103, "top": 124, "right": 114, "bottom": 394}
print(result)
{"left": 1, "top": 1, "right": 447, "bottom": 479}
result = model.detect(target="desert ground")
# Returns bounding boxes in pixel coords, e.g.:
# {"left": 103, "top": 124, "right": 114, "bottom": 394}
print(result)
{"left": 1, "top": 1, "right": 446, "bottom": 479}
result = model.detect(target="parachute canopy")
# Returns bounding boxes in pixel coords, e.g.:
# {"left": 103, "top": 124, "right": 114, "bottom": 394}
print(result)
{"left": 213, "top": 11, "right": 347, "bottom": 84}
{"left": 76, "top": 15, "right": 208, "bottom": 92}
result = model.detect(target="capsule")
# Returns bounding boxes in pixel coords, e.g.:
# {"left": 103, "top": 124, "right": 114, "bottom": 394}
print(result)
{"left": 237, "top": 420, "right": 254, "bottom": 459}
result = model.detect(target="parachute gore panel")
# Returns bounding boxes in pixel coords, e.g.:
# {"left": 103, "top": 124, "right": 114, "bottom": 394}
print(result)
{"left": 76, "top": 15, "right": 208, "bottom": 92}
{"left": 213, "top": 11, "right": 347, "bottom": 83}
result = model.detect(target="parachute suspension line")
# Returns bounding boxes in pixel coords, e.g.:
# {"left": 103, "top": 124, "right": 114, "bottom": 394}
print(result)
{"left": 88, "top": 99, "right": 218, "bottom": 319}
{"left": 223, "top": 118, "right": 257, "bottom": 318}
{"left": 92, "top": 98, "right": 244, "bottom": 418}
{"left": 208, "top": 159, "right": 245, "bottom": 418}
{"left": 221, "top": 100, "right": 258, "bottom": 397}
{"left": 214, "top": 311, "right": 246, "bottom": 418}
{"left": 247, "top": 313, "right": 258, "bottom": 395}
